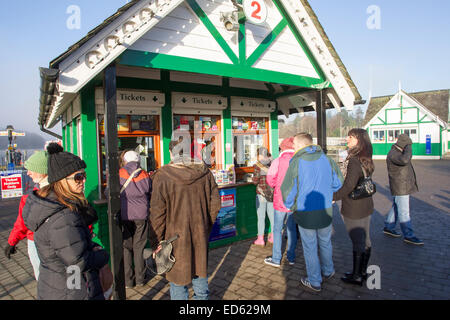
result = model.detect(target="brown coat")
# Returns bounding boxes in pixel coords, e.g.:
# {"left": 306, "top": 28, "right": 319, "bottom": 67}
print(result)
{"left": 149, "top": 160, "right": 221, "bottom": 286}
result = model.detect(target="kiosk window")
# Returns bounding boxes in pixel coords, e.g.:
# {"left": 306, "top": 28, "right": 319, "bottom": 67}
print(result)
{"left": 172, "top": 115, "right": 221, "bottom": 169}
{"left": 232, "top": 117, "right": 269, "bottom": 168}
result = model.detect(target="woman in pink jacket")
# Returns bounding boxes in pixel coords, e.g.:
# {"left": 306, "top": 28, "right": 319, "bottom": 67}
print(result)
{"left": 263, "top": 137, "right": 298, "bottom": 268}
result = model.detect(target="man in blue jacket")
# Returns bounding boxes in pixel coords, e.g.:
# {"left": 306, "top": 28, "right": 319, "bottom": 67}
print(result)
{"left": 281, "top": 133, "right": 343, "bottom": 292}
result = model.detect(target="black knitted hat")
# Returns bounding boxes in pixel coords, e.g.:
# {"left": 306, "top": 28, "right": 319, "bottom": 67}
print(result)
{"left": 46, "top": 143, "right": 86, "bottom": 184}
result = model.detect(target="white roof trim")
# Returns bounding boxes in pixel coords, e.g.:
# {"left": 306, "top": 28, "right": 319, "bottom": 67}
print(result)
{"left": 280, "top": 0, "right": 356, "bottom": 108}
{"left": 46, "top": 0, "right": 185, "bottom": 127}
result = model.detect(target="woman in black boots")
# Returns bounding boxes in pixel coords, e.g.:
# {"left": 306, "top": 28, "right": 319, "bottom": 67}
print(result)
{"left": 333, "top": 128, "right": 375, "bottom": 286}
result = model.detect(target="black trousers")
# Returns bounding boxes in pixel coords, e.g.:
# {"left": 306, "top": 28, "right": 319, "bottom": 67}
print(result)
{"left": 122, "top": 219, "right": 149, "bottom": 286}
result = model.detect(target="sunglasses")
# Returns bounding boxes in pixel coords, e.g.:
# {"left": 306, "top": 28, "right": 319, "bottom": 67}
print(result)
{"left": 66, "top": 171, "right": 87, "bottom": 183}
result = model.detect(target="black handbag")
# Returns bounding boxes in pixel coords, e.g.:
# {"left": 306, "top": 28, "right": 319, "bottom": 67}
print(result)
{"left": 349, "top": 166, "right": 376, "bottom": 200}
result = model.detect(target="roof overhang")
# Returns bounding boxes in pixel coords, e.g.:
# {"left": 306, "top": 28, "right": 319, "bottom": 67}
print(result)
{"left": 39, "top": 0, "right": 363, "bottom": 128}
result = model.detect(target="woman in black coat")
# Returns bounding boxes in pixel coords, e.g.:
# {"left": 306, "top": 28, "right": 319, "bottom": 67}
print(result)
{"left": 23, "top": 144, "right": 109, "bottom": 300}
{"left": 333, "top": 129, "right": 375, "bottom": 286}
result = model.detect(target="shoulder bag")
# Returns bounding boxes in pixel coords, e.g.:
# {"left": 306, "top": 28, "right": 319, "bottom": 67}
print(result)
{"left": 348, "top": 166, "right": 376, "bottom": 200}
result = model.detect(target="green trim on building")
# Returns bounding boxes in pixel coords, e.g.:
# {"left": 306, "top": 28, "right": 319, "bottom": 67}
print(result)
{"left": 185, "top": 0, "right": 239, "bottom": 65}
{"left": 119, "top": 50, "right": 327, "bottom": 88}
{"left": 372, "top": 143, "right": 441, "bottom": 156}
{"left": 272, "top": 0, "right": 326, "bottom": 80}
{"left": 161, "top": 70, "right": 172, "bottom": 165}
{"left": 246, "top": 19, "right": 288, "bottom": 67}
{"left": 270, "top": 109, "right": 279, "bottom": 159}
{"left": 72, "top": 119, "right": 78, "bottom": 156}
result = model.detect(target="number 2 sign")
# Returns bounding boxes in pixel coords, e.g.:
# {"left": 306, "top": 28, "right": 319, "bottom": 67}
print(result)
{"left": 243, "top": 0, "right": 268, "bottom": 25}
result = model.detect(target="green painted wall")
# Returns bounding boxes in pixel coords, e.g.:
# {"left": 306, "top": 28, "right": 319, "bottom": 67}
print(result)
{"left": 72, "top": 119, "right": 78, "bottom": 156}
{"left": 373, "top": 143, "right": 441, "bottom": 156}
{"left": 80, "top": 81, "right": 109, "bottom": 250}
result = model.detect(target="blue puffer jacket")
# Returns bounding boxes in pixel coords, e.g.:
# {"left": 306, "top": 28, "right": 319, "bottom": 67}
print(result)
{"left": 281, "top": 145, "right": 343, "bottom": 229}
{"left": 119, "top": 161, "right": 152, "bottom": 221}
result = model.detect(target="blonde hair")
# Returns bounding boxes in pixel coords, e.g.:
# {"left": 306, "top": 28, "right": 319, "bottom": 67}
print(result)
{"left": 37, "top": 178, "right": 88, "bottom": 211}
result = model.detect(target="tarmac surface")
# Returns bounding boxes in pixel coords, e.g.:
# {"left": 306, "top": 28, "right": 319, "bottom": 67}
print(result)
{"left": 0, "top": 160, "right": 449, "bottom": 300}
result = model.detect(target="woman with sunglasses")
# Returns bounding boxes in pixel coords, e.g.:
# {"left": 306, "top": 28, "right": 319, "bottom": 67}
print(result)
{"left": 23, "top": 143, "right": 109, "bottom": 300}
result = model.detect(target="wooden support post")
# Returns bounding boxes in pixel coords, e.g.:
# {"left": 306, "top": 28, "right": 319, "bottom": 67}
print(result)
{"left": 104, "top": 63, "right": 126, "bottom": 300}
{"left": 316, "top": 90, "right": 327, "bottom": 153}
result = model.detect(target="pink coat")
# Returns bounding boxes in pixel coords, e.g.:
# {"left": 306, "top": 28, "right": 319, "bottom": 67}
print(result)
{"left": 266, "top": 150, "right": 295, "bottom": 212}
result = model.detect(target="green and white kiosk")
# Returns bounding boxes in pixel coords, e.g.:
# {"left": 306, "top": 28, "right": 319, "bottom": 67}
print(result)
{"left": 364, "top": 89, "right": 449, "bottom": 159}
{"left": 38, "top": 0, "right": 362, "bottom": 297}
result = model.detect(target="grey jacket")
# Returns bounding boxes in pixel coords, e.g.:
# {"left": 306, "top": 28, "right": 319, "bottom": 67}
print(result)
{"left": 23, "top": 191, "right": 109, "bottom": 300}
{"left": 387, "top": 143, "right": 419, "bottom": 196}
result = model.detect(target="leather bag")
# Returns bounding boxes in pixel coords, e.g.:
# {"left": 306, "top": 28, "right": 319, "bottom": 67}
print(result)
{"left": 349, "top": 166, "right": 376, "bottom": 200}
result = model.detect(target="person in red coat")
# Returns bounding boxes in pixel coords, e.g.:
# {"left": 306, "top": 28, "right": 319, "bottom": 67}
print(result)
{"left": 4, "top": 150, "right": 49, "bottom": 280}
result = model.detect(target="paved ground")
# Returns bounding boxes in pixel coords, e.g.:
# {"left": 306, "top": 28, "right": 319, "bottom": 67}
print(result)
{"left": 1, "top": 160, "right": 449, "bottom": 300}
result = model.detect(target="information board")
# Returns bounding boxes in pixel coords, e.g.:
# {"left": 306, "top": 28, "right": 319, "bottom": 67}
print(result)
{"left": 209, "top": 188, "right": 237, "bottom": 242}
{"left": 1, "top": 174, "right": 23, "bottom": 199}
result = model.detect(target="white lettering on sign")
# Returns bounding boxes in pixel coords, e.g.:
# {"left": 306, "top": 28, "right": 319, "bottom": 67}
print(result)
{"left": 243, "top": 0, "right": 268, "bottom": 25}
{"left": 1, "top": 174, "right": 23, "bottom": 199}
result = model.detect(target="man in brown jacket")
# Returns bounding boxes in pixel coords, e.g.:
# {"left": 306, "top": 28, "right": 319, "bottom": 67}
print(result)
{"left": 150, "top": 140, "right": 221, "bottom": 300}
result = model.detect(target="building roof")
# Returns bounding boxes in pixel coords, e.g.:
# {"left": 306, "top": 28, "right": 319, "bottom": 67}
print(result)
{"left": 364, "top": 89, "right": 450, "bottom": 126}
{"left": 39, "top": 0, "right": 363, "bottom": 128}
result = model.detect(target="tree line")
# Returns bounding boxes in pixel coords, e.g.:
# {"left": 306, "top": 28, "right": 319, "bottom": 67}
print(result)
{"left": 279, "top": 107, "right": 365, "bottom": 139}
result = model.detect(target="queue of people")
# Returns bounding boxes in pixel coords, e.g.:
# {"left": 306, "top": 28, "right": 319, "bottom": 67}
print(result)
{"left": 3, "top": 128, "right": 423, "bottom": 299}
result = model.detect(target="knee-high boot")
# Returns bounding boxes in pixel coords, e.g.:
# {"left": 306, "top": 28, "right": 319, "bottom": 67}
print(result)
{"left": 341, "top": 251, "right": 364, "bottom": 286}
{"left": 361, "top": 247, "right": 371, "bottom": 280}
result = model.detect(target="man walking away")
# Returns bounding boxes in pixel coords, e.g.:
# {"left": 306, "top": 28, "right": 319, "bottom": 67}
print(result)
{"left": 383, "top": 134, "right": 423, "bottom": 245}
{"left": 281, "top": 133, "right": 343, "bottom": 292}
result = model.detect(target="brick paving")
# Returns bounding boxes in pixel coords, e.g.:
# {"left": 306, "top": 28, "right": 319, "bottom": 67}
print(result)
{"left": 1, "top": 160, "right": 449, "bottom": 300}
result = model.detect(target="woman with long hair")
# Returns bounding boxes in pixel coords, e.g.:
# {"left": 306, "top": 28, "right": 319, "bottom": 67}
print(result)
{"left": 23, "top": 143, "right": 109, "bottom": 300}
{"left": 333, "top": 128, "right": 375, "bottom": 286}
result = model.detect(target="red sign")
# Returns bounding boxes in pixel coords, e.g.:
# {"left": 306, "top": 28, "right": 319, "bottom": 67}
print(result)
{"left": 1, "top": 174, "right": 23, "bottom": 199}
{"left": 1, "top": 176, "right": 22, "bottom": 190}
{"left": 221, "top": 194, "right": 235, "bottom": 207}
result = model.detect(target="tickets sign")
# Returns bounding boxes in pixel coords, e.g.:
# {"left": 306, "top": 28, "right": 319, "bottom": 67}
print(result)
{"left": 1, "top": 174, "right": 23, "bottom": 199}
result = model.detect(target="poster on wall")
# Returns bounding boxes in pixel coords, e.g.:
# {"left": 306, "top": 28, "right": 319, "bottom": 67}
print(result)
{"left": 209, "top": 188, "right": 237, "bottom": 242}
{"left": 1, "top": 173, "right": 23, "bottom": 199}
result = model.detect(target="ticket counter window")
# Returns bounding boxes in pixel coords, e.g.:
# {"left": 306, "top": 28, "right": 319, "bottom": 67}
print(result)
{"left": 172, "top": 114, "right": 222, "bottom": 169}
{"left": 98, "top": 114, "right": 160, "bottom": 191}
{"left": 232, "top": 117, "right": 269, "bottom": 168}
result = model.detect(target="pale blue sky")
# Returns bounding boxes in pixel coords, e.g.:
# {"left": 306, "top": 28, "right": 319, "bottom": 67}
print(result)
{"left": 0, "top": 0, "right": 449, "bottom": 136}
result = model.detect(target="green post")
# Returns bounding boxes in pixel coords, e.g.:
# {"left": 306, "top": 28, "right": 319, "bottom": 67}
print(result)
{"left": 271, "top": 109, "right": 279, "bottom": 158}
{"left": 72, "top": 119, "right": 78, "bottom": 156}
{"left": 161, "top": 70, "right": 172, "bottom": 164}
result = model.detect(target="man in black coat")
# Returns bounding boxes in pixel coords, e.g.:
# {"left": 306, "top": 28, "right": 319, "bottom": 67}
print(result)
{"left": 383, "top": 134, "right": 424, "bottom": 245}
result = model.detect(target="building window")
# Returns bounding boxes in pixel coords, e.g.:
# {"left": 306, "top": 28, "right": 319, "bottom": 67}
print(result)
{"left": 232, "top": 116, "right": 269, "bottom": 168}
{"left": 372, "top": 129, "right": 385, "bottom": 143}
{"left": 172, "top": 114, "right": 222, "bottom": 169}
{"left": 388, "top": 129, "right": 401, "bottom": 143}
{"left": 403, "top": 128, "right": 418, "bottom": 143}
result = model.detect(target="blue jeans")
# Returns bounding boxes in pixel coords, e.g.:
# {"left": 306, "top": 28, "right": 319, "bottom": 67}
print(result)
{"left": 272, "top": 210, "right": 297, "bottom": 264}
{"left": 27, "top": 240, "right": 40, "bottom": 280}
{"left": 298, "top": 224, "right": 334, "bottom": 288}
{"left": 170, "top": 276, "right": 209, "bottom": 300}
{"left": 384, "top": 195, "right": 415, "bottom": 238}
{"left": 256, "top": 194, "right": 274, "bottom": 236}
